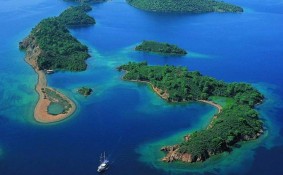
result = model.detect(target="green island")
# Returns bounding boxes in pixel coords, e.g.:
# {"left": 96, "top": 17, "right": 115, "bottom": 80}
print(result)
{"left": 135, "top": 41, "right": 187, "bottom": 56}
{"left": 78, "top": 87, "right": 93, "bottom": 96}
{"left": 126, "top": 0, "right": 243, "bottom": 13}
{"left": 19, "top": 5, "right": 94, "bottom": 123}
{"left": 118, "top": 62, "right": 264, "bottom": 163}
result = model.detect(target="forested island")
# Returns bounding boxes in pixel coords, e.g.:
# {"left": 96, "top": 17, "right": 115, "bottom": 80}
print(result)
{"left": 78, "top": 87, "right": 93, "bottom": 96}
{"left": 19, "top": 5, "right": 94, "bottom": 123}
{"left": 118, "top": 62, "right": 264, "bottom": 163}
{"left": 126, "top": 0, "right": 243, "bottom": 13}
{"left": 135, "top": 41, "right": 187, "bottom": 56}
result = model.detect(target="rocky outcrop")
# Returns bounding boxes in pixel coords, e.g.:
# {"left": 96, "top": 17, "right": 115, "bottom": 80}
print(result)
{"left": 161, "top": 145, "right": 195, "bottom": 163}
{"left": 161, "top": 145, "right": 183, "bottom": 162}
{"left": 184, "top": 134, "right": 191, "bottom": 141}
{"left": 161, "top": 129, "right": 264, "bottom": 163}
{"left": 242, "top": 129, "right": 264, "bottom": 141}
{"left": 19, "top": 36, "right": 42, "bottom": 70}
{"left": 19, "top": 36, "right": 34, "bottom": 50}
{"left": 160, "top": 145, "right": 179, "bottom": 152}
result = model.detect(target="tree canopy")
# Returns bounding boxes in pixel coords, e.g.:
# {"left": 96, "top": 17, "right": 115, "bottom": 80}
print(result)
{"left": 20, "top": 5, "right": 95, "bottom": 71}
{"left": 118, "top": 62, "right": 264, "bottom": 161}
{"left": 58, "top": 5, "right": 95, "bottom": 26}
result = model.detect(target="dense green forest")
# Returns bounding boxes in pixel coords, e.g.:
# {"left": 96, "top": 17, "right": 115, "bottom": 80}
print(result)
{"left": 135, "top": 41, "right": 187, "bottom": 55}
{"left": 178, "top": 103, "right": 263, "bottom": 161}
{"left": 118, "top": 62, "right": 263, "bottom": 105}
{"left": 20, "top": 5, "right": 95, "bottom": 71}
{"left": 58, "top": 5, "right": 95, "bottom": 25}
{"left": 126, "top": 0, "right": 243, "bottom": 13}
{"left": 118, "top": 62, "right": 264, "bottom": 161}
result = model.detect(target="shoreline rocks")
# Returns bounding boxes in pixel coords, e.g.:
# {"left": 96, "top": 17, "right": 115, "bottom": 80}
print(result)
{"left": 161, "top": 128, "right": 264, "bottom": 163}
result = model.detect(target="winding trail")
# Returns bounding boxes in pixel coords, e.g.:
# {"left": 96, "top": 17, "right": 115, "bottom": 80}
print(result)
{"left": 198, "top": 100, "right": 222, "bottom": 114}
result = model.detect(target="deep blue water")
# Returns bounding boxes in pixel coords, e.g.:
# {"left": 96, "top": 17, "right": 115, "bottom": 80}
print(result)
{"left": 0, "top": 0, "right": 283, "bottom": 174}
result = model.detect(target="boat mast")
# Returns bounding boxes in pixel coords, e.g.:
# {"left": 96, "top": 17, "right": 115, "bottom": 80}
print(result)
{"left": 100, "top": 153, "right": 103, "bottom": 163}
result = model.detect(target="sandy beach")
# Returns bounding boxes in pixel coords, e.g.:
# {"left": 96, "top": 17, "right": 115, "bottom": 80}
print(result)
{"left": 25, "top": 46, "right": 76, "bottom": 123}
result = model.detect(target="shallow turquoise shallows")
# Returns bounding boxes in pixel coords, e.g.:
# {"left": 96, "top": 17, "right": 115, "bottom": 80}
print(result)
{"left": 0, "top": 0, "right": 283, "bottom": 174}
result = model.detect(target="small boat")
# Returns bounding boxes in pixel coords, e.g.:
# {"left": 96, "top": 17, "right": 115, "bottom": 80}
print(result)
{"left": 97, "top": 152, "right": 109, "bottom": 173}
{"left": 46, "top": 69, "right": 54, "bottom": 74}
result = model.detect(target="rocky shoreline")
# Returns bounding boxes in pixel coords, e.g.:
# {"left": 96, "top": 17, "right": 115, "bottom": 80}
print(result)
{"left": 160, "top": 128, "right": 264, "bottom": 163}
{"left": 119, "top": 62, "right": 265, "bottom": 164}
{"left": 125, "top": 78, "right": 265, "bottom": 163}
{"left": 127, "top": 78, "right": 264, "bottom": 163}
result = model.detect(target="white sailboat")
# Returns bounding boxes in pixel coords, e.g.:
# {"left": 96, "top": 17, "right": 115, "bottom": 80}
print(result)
{"left": 97, "top": 152, "right": 109, "bottom": 173}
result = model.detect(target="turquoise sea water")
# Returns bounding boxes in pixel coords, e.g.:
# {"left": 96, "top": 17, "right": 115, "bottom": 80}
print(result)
{"left": 0, "top": 0, "right": 283, "bottom": 174}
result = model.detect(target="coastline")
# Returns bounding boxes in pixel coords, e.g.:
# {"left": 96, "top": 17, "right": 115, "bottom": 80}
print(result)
{"left": 25, "top": 45, "right": 76, "bottom": 123}
{"left": 19, "top": 5, "right": 97, "bottom": 123}
{"left": 126, "top": 79, "right": 223, "bottom": 112}
{"left": 125, "top": 79, "right": 169, "bottom": 100}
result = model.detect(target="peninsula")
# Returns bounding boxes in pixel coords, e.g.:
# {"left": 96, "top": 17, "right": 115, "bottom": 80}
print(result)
{"left": 135, "top": 41, "right": 187, "bottom": 56}
{"left": 19, "top": 5, "right": 95, "bottom": 123}
{"left": 118, "top": 62, "right": 264, "bottom": 163}
{"left": 126, "top": 0, "right": 243, "bottom": 13}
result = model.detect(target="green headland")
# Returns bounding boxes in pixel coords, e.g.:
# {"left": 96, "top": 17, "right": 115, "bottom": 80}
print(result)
{"left": 20, "top": 5, "right": 95, "bottom": 71}
{"left": 126, "top": 0, "right": 243, "bottom": 13}
{"left": 118, "top": 62, "right": 264, "bottom": 163}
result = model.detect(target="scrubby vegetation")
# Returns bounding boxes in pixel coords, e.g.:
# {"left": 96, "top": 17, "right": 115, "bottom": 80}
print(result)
{"left": 135, "top": 41, "right": 187, "bottom": 55}
{"left": 126, "top": 0, "right": 243, "bottom": 13}
{"left": 78, "top": 87, "right": 93, "bottom": 96}
{"left": 58, "top": 5, "right": 95, "bottom": 25}
{"left": 30, "top": 18, "right": 90, "bottom": 71}
{"left": 118, "top": 62, "right": 264, "bottom": 162}
{"left": 45, "top": 88, "right": 72, "bottom": 114}
{"left": 20, "top": 5, "right": 95, "bottom": 71}
{"left": 179, "top": 103, "right": 263, "bottom": 161}
{"left": 118, "top": 62, "right": 263, "bottom": 104}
